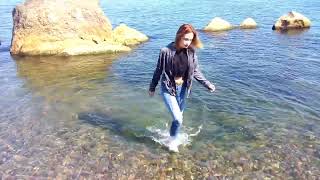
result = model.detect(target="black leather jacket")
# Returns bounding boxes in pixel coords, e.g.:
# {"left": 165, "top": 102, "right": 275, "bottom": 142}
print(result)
{"left": 149, "top": 42, "right": 214, "bottom": 97}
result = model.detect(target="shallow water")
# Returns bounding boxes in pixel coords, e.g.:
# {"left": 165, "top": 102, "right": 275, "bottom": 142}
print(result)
{"left": 0, "top": 0, "right": 320, "bottom": 179}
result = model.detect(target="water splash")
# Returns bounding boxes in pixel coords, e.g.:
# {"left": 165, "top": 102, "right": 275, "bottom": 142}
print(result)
{"left": 146, "top": 124, "right": 203, "bottom": 152}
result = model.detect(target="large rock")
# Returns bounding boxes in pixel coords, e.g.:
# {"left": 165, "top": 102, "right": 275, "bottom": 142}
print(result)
{"left": 10, "top": 0, "right": 146, "bottom": 56}
{"left": 272, "top": 11, "right": 311, "bottom": 31}
{"left": 204, "top": 17, "right": 233, "bottom": 32}
{"left": 240, "top": 18, "right": 257, "bottom": 29}
{"left": 113, "top": 24, "right": 148, "bottom": 46}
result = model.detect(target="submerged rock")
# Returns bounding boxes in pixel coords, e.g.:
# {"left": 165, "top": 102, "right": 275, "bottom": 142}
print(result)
{"left": 240, "top": 18, "right": 257, "bottom": 29}
{"left": 10, "top": 0, "right": 147, "bottom": 56}
{"left": 204, "top": 17, "right": 233, "bottom": 32}
{"left": 272, "top": 11, "right": 311, "bottom": 31}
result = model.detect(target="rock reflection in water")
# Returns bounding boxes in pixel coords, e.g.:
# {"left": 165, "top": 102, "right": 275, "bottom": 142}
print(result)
{"left": 14, "top": 54, "right": 118, "bottom": 100}
{"left": 12, "top": 54, "right": 125, "bottom": 118}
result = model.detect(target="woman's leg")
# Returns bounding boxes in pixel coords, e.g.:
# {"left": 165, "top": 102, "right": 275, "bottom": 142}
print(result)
{"left": 161, "top": 86, "right": 183, "bottom": 137}
{"left": 176, "top": 84, "right": 187, "bottom": 113}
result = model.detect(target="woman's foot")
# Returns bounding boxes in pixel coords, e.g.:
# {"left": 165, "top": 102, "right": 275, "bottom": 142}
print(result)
{"left": 168, "top": 136, "right": 179, "bottom": 153}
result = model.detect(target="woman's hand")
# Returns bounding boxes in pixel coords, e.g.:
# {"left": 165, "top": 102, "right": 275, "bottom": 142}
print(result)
{"left": 209, "top": 84, "right": 215, "bottom": 93}
{"left": 149, "top": 90, "right": 155, "bottom": 97}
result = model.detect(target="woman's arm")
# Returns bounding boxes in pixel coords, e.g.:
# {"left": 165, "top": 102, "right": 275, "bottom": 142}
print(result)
{"left": 149, "top": 49, "right": 165, "bottom": 92}
{"left": 193, "top": 53, "right": 215, "bottom": 92}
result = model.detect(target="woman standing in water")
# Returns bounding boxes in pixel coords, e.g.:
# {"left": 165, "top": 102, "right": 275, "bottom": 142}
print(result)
{"left": 149, "top": 24, "right": 215, "bottom": 152}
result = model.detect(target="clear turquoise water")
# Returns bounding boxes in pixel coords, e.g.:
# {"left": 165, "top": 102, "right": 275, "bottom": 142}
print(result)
{"left": 0, "top": 0, "right": 319, "bottom": 178}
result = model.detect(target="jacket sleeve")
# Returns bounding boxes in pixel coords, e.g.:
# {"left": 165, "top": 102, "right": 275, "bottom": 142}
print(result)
{"left": 149, "top": 49, "right": 165, "bottom": 92}
{"left": 193, "top": 53, "right": 214, "bottom": 90}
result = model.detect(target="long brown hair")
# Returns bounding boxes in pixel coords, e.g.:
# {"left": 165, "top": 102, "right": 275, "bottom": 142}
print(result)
{"left": 175, "top": 24, "right": 203, "bottom": 49}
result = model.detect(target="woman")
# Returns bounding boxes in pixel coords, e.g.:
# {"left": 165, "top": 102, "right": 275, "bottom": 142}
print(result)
{"left": 149, "top": 24, "right": 215, "bottom": 152}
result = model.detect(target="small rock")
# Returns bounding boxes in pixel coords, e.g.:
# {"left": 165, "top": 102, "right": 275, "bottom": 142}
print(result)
{"left": 272, "top": 162, "right": 280, "bottom": 169}
{"left": 204, "top": 17, "right": 233, "bottom": 32}
{"left": 305, "top": 134, "right": 316, "bottom": 141}
{"left": 13, "top": 155, "right": 26, "bottom": 162}
{"left": 240, "top": 18, "right": 257, "bottom": 29}
{"left": 272, "top": 11, "right": 311, "bottom": 30}
{"left": 236, "top": 166, "right": 243, "bottom": 172}
{"left": 113, "top": 24, "right": 148, "bottom": 46}
{"left": 166, "top": 167, "right": 173, "bottom": 172}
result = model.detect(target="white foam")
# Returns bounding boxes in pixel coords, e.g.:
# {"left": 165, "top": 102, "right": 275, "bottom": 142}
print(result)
{"left": 146, "top": 124, "right": 202, "bottom": 152}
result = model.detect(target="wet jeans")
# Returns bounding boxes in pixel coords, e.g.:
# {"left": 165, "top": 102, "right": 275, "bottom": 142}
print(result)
{"left": 161, "top": 82, "right": 187, "bottom": 137}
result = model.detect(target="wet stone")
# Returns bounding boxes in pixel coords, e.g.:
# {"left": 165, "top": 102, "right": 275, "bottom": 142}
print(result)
{"left": 305, "top": 134, "right": 316, "bottom": 141}
{"left": 315, "top": 149, "right": 320, "bottom": 158}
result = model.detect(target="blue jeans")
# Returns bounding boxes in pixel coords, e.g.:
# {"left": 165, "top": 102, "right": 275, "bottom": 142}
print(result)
{"left": 161, "top": 82, "right": 187, "bottom": 137}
